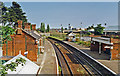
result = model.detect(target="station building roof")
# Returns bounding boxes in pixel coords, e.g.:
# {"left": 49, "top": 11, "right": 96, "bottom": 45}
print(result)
{"left": 3, "top": 53, "right": 39, "bottom": 74}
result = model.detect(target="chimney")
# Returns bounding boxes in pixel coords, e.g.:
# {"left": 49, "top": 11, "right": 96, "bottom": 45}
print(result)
{"left": 24, "top": 22, "right": 31, "bottom": 31}
{"left": 17, "top": 20, "right": 22, "bottom": 34}
{"left": 32, "top": 24, "right": 36, "bottom": 30}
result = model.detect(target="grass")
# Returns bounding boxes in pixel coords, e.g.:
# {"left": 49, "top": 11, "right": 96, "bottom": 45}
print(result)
{"left": 58, "top": 66, "right": 62, "bottom": 72}
{"left": 55, "top": 43, "right": 59, "bottom": 46}
{"left": 50, "top": 32, "right": 66, "bottom": 40}
{"left": 77, "top": 68, "right": 86, "bottom": 74}
{"left": 49, "top": 35, "right": 90, "bottom": 47}
{"left": 74, "top": 40, "right": 91, "bottom": 48}
{"left": 49, "top": 36, "right": 64, "bottom": 41}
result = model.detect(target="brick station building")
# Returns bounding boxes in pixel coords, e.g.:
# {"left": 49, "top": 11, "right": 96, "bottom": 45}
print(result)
{"left": 91, "top": 36, "right": 120, "bottom": 60}
{"left": 2, "top": 20, "right": 42, "bottom": 61}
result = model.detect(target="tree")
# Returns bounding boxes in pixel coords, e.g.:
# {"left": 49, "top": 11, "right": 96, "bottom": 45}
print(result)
{"left": 2, "top": 5, "right": 8, "bottom": 26}
{"left": 46, "top": 24, "right": 50, "bottom": 33}
{"left": 105, "top": 23, "right": 107, "bottom": 26}
{"left": 61, "top": 27, "right": 63, "bottom": 33}
{"left": 94, "top": 24, "right": 105, "bottom": 35}
{"left": 2, "top": 26, "right": 15, "bottom": 43}
{"left": 87, "top": 24, "right": 94, "bottom": 30}
{"left": 68, "top": 24, "right": 71, "bottom": 30}
{"left": 40, "top": 23, "right": 43, "bottom": 32}
{"left": 2, "top": 1, "right": 27, "bottom": 27}
{"left": 91, "top": 24, "right": 94, "bottom": 28}
{"left": 40, "top": 23, "right": 45, "bottom": 33}
{"left": 12, "top": 1, "right": 27, "bottom": 27}
{"left": 1, "top": 1, "right": 27, "bottom": 43}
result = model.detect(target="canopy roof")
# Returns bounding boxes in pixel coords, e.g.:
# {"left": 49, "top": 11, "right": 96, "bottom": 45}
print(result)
{"left": 3, "top": 53, "right": 39, "bottom": 74}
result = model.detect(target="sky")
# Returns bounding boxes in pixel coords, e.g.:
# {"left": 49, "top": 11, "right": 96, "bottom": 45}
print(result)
{"left": 1, "top": 0, "right": 120, "bottom": 2}
{"left": 3, "top": 2, "right": 118, "bottom": 29}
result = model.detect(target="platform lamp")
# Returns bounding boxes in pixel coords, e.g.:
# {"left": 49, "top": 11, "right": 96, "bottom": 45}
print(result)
{"left": 104, "top": 22, "right": 107, "bottom": 36}
{"left": 80, "top": 22, "right": 82, "bottom": 40}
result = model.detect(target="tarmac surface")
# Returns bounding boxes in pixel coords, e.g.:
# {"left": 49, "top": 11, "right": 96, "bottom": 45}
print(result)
{"left": 64, "top": 41, "right": 119, "bottom": 74}
{"left": 37, "top": 39, "right": 57, "bottom": 74}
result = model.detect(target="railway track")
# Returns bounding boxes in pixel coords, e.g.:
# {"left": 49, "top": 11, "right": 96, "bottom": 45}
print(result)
{"left": 48, "top": 39, "right": 73, "bottom": 76}
{"left": 48, "top": 37, "right": 116, "bottom": 76}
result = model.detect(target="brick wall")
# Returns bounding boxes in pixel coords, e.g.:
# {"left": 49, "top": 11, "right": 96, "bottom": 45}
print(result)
{"left": 111, "top": 43, "right": 120, "bottom": 60}
{"left": 2, "top": 20, "right": 41, "bottom": 61}
{"left": 24, "top": 32, "right": 38, "bottom": 61}
{"left": 90, "top": 41, "right": 99, "bottom": 52}
{"left": 2, "top": 31, "right": 38, "bottom": 61}
{"left": 110, "top": 38, "right": 120, "bottom": 60}
{"left": 24, "top": 23, "right": 31, "bottom": 31}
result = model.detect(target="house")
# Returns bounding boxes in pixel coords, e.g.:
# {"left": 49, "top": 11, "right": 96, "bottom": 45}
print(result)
{"left": 91, "top": 36, "right": 120, "bottom": 60}
{"left": 3, "top": 52, "right": 39, "bottom": 74}
{"left": 2, "top": 20, "right": 42, "bottom": 61}
{"left": 66, "top": 31, "right": 76, "bottom": 41}
{"left": 88, "top": 28, "right": 94, "bottom": 33}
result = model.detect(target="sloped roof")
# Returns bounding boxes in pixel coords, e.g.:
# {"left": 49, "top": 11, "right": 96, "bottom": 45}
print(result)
{"left": 104, "top": 26, "right": 119, "bottom": 31}
{"left": 88, "top": 29, "right": 94, "bottom": 31}
{"left": 22, "top": 29, "right": 41, "bottom": 40}
{"left": 66, "top": 31, "right": 75, "bottom": 37}
{"left": 66, "top": 31, "right": 73, "bottom": 35}
{"left": 3, "top": 54, "right": 39, "bottom": 74}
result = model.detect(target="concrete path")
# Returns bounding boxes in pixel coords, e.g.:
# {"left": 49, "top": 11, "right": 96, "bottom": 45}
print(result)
{"left": 37, "top": 39, "right": 58, "bottom": 74}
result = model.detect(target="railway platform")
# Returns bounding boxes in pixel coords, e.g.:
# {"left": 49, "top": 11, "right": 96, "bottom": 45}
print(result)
{"left": 63, "top": 41, "right": 119, "bottom": 74}
{"left": 37, "top": 39, "right": 58, "bottom": 74}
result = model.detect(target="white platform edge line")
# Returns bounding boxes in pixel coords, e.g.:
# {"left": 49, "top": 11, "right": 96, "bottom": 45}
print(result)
{"left": 63, "top": 41, "right": 117, "bottom": 75}
{"left": 48, "top": 40, "right": 59, "bottom": 74}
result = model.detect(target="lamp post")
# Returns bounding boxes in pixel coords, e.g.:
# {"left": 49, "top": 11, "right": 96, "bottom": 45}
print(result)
{"left": 80, "top": 22, "right": 82, "bottom": 40}
{"left": 104, "top": 22, "right": 107, "bottom": 36}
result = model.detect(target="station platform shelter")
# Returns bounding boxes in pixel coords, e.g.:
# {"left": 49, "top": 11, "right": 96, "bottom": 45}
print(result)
{"left": 91, "top": 37, "right": 120, "bottom": 60}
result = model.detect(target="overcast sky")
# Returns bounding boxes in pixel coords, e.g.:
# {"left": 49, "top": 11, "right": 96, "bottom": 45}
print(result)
{"left": 4, "top": 2, "right": 118, "bottom": 29}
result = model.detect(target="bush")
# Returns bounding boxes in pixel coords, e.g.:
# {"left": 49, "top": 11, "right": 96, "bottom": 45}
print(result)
{"left": 50, "top": 33, "right": 66, "bottom": 40}
{"left": 78, "top": 41, "right": 90, "bottom": 47}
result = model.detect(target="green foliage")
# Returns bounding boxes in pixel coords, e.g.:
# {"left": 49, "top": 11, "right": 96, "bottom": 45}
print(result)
{"left": 30, "top": 24, "right": 32, "bottom": 30}
{"left": 2, "top": 26, "right": 15, "bottom": 43}
{"left": 2, "top": 1, "right": 27, "bottom": 27}
{"left": 46, "top": 24, "right": 50, "bottom": 33}
{"left": 16, "top": 57, "right": 26, "bottom": 65}
{"left": 78, "top": 41, "right": 90, "bottom": 47}
{"left": 40, "top": 23, "right": 45, "bottom": 33}
{"left": 0, "top": 65, "right": 8, "bottom": 76}
{"left": 86, "top": 31, "right": 91, "bottom": 35}
{"left": 50, "top": 33, "right": 66, "bottom": 40}
{"left": 68, "top": 24, "right": 71, "bottom": 30}
{"left": 58, "top": 66, "right": 61, "bottom": 72}
{"left": 94, "top": 24, "right": 105, "bottom": 35}
{"left": 6, "top": 62, "right": 17, "bottom": 71}
{"left": 87, "top": 24, "right": 94, "bottom": 30}
{"left": 61, "top": 27, "right": 63, "bottom": 33}
{"left": 0, "top": 58, "right": 26, "bottom": 76}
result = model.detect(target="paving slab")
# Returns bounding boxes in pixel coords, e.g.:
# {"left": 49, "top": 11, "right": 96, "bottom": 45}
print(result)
{"left": 37, "top": 39, "right": 58, "bottom": 74}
